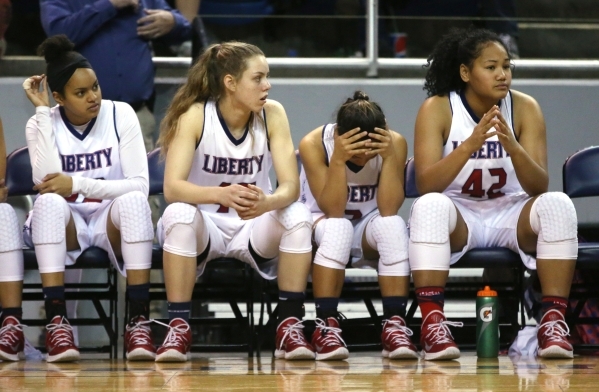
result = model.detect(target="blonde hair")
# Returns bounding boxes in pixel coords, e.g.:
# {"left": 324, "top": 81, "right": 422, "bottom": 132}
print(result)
{"left": 158, "top": 41, "right": 264, "bottom": 155}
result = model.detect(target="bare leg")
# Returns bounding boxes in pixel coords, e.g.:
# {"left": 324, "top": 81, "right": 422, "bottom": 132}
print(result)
{"left": 0, "top": 281, "right": 23, "bottom": 308}
{"left": 277, "top": 251, "right": 311, "bottom": 293}
{"left": 40, "top": 216, "right": 79, "bottom": 288}
{"left": 163, "top": 252, "right": 197, "bottom": 303}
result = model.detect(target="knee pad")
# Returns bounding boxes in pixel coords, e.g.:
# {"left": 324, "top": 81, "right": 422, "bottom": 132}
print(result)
{"left": 110, "top": 191, "right": 154, "bottom": 243}
{"left": 275, "top": 202, "right": 313, "bottom": 254}
{"left": 32, "top": 193, "right": 70, "bottom": 245}
{"left": 365, "top": 214, "right": 409, "bottom": 267}
{"left": 530, "top": 192, "right": 578, "bottom": 260}
{"left": 0, "top": 203, "right": 23, "bottom": 252}
{"left": 313, "top": 218, "right": 353, "bottom": 270}
{"left": 409, "top": 193, "right": 457, "bottom": 271}
{"left": 162, "top": 203, "right": 206, "bottom": 258}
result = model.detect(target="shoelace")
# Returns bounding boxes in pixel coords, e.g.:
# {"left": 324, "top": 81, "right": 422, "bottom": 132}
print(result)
{"left": 383, "top": 319, "right": 414, "bottom": 346}
{"left": 154, "top": 320, "right": 190, "bottom": 348}
{"left": 46, "top": 317, "right": 75, "bottom": 348}
{"left": 126, "top": 318, "right": 154, "bottom": 346}
{"left": 0, "top": 320, "right": 25, "bottom": 346}
{"left": 278, "top": 319, "right": 308, "bottom": 350}
{"left": 540, "top": 313, "right": 570, "bottom": 343}
{"left": 314, "top": 318, "right": 347, "bottom": 348}
{"left": 423, "top": 311, "right": 463, "bottom": 345}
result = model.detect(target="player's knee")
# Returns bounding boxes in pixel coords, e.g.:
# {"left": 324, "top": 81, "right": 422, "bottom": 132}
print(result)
{"left": 313, "top": 217, "right": 353, "bottom": 270}
{"left": 365, "top": 215, "right": 408, "bottom": 266}
{"left": 32, "top": 193, "right": 70, "bottom": 245}
{"left": 0, "top": 203, "right": 23, "bottom": 253}
{"left": 162, "top": 203, "right": 202, "bottom": 257}
{"left": 530, "top": 192, "right": 578, "bottom": 260}
{"left": 276, "top": 202, "right": 313, "bottom": 254}
{"left": 111, "top": 191, "right": 154, "bottom": 243}
{"left": 378, "top": 259, "right": 410, "bottom": 276}
{"left": 409, "top": 193, "right": 457, "bottom": 244}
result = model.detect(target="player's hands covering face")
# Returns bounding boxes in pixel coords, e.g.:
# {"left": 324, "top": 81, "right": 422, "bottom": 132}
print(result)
{"left": 331, "top": 127, "right": 371, "bottom": 163}
{"left": 365, "top": 127, "right": 394, "bottom": 159}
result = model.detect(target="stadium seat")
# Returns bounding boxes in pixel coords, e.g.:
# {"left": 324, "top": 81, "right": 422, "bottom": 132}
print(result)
{"left": 5, "top": 146, "right": 118, "bottom": 358}
{"left": 562, "top": 145, "right": 599, "bottom": 350}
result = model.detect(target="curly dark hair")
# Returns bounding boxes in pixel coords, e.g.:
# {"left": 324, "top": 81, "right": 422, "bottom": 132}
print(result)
{"left": 423, "top": 27, "right": 511, "bottom": 97}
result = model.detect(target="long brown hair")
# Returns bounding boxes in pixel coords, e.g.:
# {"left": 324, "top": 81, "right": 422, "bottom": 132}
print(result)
{"left": 158, "top": 41, "right": 264, "bottom": 154}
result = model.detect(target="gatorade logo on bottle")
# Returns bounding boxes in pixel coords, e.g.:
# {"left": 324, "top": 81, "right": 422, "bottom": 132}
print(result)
{"left": 479, "top": 306, "right": 493, "bottom": 322}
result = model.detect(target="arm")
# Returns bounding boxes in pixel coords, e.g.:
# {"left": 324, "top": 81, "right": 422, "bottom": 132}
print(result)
{"left": 497, "top": 90, "right": 548, "bottom": 196}
{"left": 299, "top": 125, "right": 370, "bottom": 217}
{"left": 247, "top": 100, "right": 299, "bottom": 215}
{"left": 414, "top": 95, "right": 499, "bottom": 194}
{"left": 23, "top": 75, "right": 62, "bottom": 184}
{"left": 72, "top": 103, "right": 149, "bottom": 199}
{"left": 40, "top": 0, "right": 119, "bottom": 45}
{"left": 138, "top": 0, "right": 191, "bottom": 43}
{"left": 371, "top": 130, "right": 407, "bottom": 216}
{"left": 175, "top": 0, "right": 200, "bottom": 23}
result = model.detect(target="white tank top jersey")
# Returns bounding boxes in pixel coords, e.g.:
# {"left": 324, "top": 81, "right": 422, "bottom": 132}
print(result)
{"left": 51, "top": 100, "right": 124, "bottom": 207}
{"left": 443, "top": 90, "right": 525, "bottom": 200}
{"left": 300, "top": 123, "right": 381, "bottom": 221}
{"left": 187, "top": 100, "right": 273, "bottom": 227}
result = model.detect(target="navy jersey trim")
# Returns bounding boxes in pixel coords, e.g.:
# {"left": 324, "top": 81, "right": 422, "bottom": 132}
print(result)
{"left": 346, "top": 160, "right": 364, "bottom": 173}
{"left": 459, "top": 90, "right": 503, "bottom": 124}
{"left": 196, "top": 102, "right": 207, "bottom": 150}
{"left": 322, "top": 125, "right": 329, "bottom": 167}
{"left": 263, "top": 108, "right": 270, "bottom": 151}
{"left": 216, "top": 103, "right": 249, "bottom": 146}
{"left": 60, "top": 106, "right": 97, "bottom": 141}
{"left": 112, "top": 102, "right": 120, "bottom": 143}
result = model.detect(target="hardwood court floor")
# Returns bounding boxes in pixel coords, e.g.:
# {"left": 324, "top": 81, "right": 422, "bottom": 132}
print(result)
{"left": 1, "top": 352, "right": 598, "bottom": 391}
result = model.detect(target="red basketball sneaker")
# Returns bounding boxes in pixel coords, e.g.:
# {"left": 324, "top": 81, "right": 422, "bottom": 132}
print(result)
{"left": 0, "top": 316, "right": 25, "bottom": 361}
{"left": 45, "top": 316, "right": 80, "bottom": 362}
{"left": 125, "top": 316, "right": 156, "bottom": 361}
{"left": 420, "top": 310, "right": 462, "bottom": 361}
{"left": 537, "top": 309, "right": 573, "bottom": 359}
{"left": 274, "top": 317, "right": 315, "bottom": 360}
{"left": 311, "top": 317, "right": 349, "bottom": 361}
{"left": 381, "top": 316, "right": 419, "bottom": 359}
{"left": 155, "top": 318, "right": 191, "bottom": 362}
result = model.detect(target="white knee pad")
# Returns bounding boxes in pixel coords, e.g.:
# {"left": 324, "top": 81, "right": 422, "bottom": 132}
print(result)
{"left": 32, "top": 193, "right": 70, "bottom": 245}
{"left": 529, "top": 192, "right": 578, "bottom": 260}
{"left": 0, "top": 203, "right": 23, "bottom": 252}
{"left": 409, "top": 193, "right": 457, "bottom": 271}
{"left": 110, "top": 191, "right": 154, "bottom": 243}
{"left": 275, "top": 202, "right": 313, "bottom": 254}
{"left": 313, "top": 218, "right": 353, "bottom": 270}
{"left": 162, "top": 203, "right": 207, "bottom": 258}
{"left": 365, "top": 215, "right": 409, "bottom": 265}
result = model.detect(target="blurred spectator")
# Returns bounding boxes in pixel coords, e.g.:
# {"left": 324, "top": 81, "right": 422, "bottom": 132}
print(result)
{"left": 0, "top": 0, "right": 9, "bottom": 58}
{"left": 40, "top": 0, "right": 190, "bottom": 152}
{"left": 383, "top": 0, "right": 519, "bottom": 58}
{"left": 3, "top": 0, "right": 46, "bottom": 56}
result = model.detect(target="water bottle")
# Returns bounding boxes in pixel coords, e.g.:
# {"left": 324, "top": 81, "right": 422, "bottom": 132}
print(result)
{"left": 476, "top": 286, "right": 499, "bottom": 358}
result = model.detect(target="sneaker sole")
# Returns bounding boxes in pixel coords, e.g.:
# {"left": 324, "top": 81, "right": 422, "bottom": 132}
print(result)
{"left": 46, "top": 349, "right": 80, "bottom": 363}
{"left": 155, "top": 350, "right": 190, "bottom": 362}
{"left": 422, "top": 347, "right": 460, "bottom": 361}
{"left": 0, "top": 350, "right": 24, "bottom": 362}
{"left": 315, "top": 347, "right": 349, "bottom": 361}
{"left": 274, "top": 347, "right": 316, "bottom": 360}
{"left": 127, "top": 348, "right": 157, "bottom": 361}
{"left": 382, "top": 348, "right": 420, "bottom": 360}
{"left": 538, "top": 346, "right": 574, "bottom": 359}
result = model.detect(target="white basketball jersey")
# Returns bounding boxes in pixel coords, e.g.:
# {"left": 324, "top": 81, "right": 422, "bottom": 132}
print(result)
{"left": 188, "top": 100, "right": 272, "bottom": 225}
{"left": 443, "top": 91, "right": 525, "bottom": 200}
{"left": 51, "top": 100, "right": 124, "bottom": 209}
{"left": 300, "top": 123, "right": 381, "bottom": 221}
